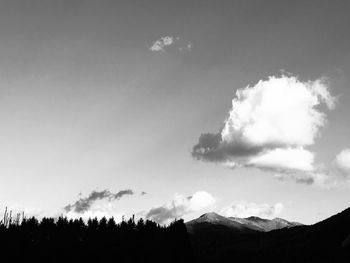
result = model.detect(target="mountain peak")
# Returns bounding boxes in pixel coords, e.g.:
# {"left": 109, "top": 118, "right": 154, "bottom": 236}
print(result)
{"left": 196, "top": 212, "right": 229, "bottom": 223}
{"left": 199, "top": 212, "right": 221, "bottom": 219}
{"left": 186, "top": 212, "right": 255, "bottom": 235}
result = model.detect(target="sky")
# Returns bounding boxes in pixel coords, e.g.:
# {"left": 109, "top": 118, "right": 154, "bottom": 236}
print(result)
{"left": 0, "top": 0, "right": 350, "bottom": 225}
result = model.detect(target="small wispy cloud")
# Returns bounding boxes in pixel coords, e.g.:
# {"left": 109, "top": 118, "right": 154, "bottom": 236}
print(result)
{"left": 64, "top": 189, "right": 135, "bottom": 214}
{"left": 320, "top": 149, "right": 350, "bottom": 188}
{"left": 335, "top": 149, "right": 350, "bottom": 171}
{"left": 145, "top": 191, "right": 216, "bottom": 224}
{"left": 274, "top": 149, "right": 350, "bottom": 189}
{"left": 221, "top": 202, "right": 284, "bottom": 219}
{"left": 179, "top": 42, "right": 192, "bottom": 52}
{"left": 150, "top": 36, "right": 192, "bottom": 52}
{"left": 150, "top": 36, "right": 175, "bottom": 52}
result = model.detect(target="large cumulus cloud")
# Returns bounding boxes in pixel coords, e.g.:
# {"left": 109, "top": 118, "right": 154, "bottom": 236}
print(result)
{"left": 192, "top": 75, "right": 336, "bottom": 185}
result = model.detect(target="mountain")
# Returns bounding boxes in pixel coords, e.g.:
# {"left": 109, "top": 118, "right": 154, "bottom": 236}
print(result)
{"left": 186, "top": 212, "right": 300, "bottom": 249}
{"left": 186, "top": 212, "right": 254, "bottom": 232}
{"left": 188, "top": 208, "right": 350, "bottom": 263}
{"left": 186, "top": 213, "right": 256, "bottom": 248}
{"left": 186, "top": 212, "right": 257, "bottom": 247}
{"left": 186, "top": 212, "right": 301, "bottom": 234}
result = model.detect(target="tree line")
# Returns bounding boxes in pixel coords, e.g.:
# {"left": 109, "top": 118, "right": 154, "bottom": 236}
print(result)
{"left": 0, "top": 208, "right": 193, "bottom": 262}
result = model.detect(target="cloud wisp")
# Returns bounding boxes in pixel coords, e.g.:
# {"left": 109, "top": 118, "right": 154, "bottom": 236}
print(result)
{"left": 335, "top": 149, "right": 350, "bottom": 171}
{"left": 145, "top": 191, "right": 216, "bottom": 224}
{"left": 221, "top": 202, "right": 284, "bottom": 219}
{"left": 192, "top": 74, "right": 338, "bottom": 186}
{"left": 318, "top": 149, "right": 350, "bottom": 188}
{"left": 64, "top": 189, "right": 134, "bottom": 214}
{"left": 150, "top": 36, "right": 192, "bottom": 52}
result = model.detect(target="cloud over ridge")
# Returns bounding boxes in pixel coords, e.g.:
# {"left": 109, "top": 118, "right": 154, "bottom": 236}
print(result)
{"left": 221, "top": 201, "right": 284, "bottom": 219}
{"left": 336, "top": 149, "right": 350, "bottom": 171}
{"left": 145, "top": 191, "right": 216, "bottom": 224}
{"left": 192, "top": 75, "right": 336, "bottom": 184}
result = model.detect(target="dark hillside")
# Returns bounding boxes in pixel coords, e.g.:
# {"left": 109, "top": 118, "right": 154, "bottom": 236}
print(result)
{"left": 190, "top": 208, "right": 350, "bottom": 262}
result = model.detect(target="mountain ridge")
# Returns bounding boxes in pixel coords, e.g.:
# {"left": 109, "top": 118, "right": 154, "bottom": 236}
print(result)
{"left": 186, "top": 212, "right": 302, "bottom": 233}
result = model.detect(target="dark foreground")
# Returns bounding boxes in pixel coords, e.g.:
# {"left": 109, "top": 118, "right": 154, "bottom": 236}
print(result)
{"left": 0, "top": 207, "right": 349, "bottom": 262}
{"left": 188, "top": 207, "right": 350, "bottom": 263}
{"left": 0, "top": 216, "right": 192, "bottom": 262}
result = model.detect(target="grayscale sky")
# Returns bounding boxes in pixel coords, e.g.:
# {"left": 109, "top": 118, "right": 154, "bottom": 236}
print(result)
{"left": 0, "top": 0, "right": 350, "bottom": 224}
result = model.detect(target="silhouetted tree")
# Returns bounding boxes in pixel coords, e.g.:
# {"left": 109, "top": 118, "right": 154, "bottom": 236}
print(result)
{"left": 0, "top": 209, "right": 193, "bottom": 263}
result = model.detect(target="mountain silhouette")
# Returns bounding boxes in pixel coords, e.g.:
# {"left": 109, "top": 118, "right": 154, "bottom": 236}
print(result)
{"left": 188, "top": 208, "right": 350, "bottom": 262}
